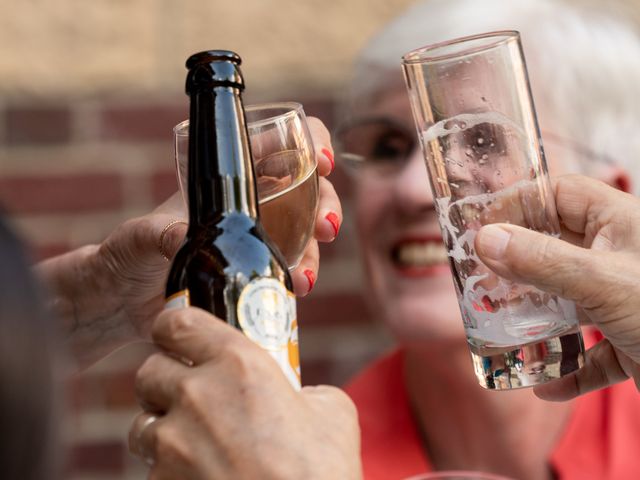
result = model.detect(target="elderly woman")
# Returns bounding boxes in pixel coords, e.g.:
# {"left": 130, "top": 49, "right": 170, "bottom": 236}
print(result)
{"left": 336, "top": 0, "right": 640, "bottom": 478}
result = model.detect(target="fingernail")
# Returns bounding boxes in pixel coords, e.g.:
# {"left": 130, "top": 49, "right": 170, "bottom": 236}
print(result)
{"left": 325, "top": 212, "right": 340, "bottom": 238}
{"left": 477, "top": 225, "right": 511, "bottom": 260}
{"left": 322, "top": 148, "right": 335, "bottom": 173}
{"left": 304, "top": 269, "right": 316, "bottom": 293}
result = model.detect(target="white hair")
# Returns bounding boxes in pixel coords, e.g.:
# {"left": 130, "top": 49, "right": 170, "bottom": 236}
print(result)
{"left": 348, "top": 0, "right": 640, "bottom": 191}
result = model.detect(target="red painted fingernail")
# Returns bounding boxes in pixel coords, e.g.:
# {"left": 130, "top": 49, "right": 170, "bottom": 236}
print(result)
{"left": 304, "top": 269, "right": 316, "bottom": 293}
{"left": 325, "top": 212, "right": 340, "bottom": 237}
{"left": 322, "top": 148, "right": 335, "bottom": 173}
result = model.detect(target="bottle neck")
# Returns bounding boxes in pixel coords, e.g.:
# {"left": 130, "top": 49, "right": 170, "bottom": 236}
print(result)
{"left": 187, "top": 86, "right": 259, "bottom": 226}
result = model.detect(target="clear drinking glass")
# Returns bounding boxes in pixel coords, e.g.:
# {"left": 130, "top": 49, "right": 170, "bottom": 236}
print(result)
{"left": 402, "top": 31, "right": 584, "bottom": 389}
{"left": 175, "top": 102, "right": 319, "bottom": 269}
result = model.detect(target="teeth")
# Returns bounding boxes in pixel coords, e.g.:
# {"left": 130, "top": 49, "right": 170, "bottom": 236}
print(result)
{"left": 396, "top": 242, "right": 448, "bottom": 267}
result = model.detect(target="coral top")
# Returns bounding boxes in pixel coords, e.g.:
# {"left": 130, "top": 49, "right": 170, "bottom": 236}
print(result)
{"left": 345, "top": 338, "right": 640, "bottom": 479}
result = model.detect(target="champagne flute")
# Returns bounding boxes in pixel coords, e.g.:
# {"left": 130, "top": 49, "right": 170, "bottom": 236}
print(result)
{"left": 174, "top": 102, "right": 319, "bottom": 269}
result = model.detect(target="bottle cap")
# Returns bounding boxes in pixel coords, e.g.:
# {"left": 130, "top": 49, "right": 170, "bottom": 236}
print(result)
{"left": 186, "top": 50, "right": 244, "bottom": 92}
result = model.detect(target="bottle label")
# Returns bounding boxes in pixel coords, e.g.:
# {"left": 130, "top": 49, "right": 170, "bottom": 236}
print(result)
{"left": 237, "top": 278, "right": 300, "bottom": 390}
{"left": 165, "top": 289, "right": 191, "bottom": 309}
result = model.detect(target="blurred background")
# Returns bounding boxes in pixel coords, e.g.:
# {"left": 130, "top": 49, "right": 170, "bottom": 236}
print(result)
{"left": 1, "top": 0, "right": 639, "bottom": 478}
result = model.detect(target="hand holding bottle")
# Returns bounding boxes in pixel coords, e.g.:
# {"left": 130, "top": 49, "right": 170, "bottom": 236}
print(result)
{"left": 37, "top": 113, "right": 340, "bottom": 371}
{"left": 129, "top": 307, "right": 362, "bottom": 479}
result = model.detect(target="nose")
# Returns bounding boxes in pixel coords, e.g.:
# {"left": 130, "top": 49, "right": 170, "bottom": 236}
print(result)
{"left": 391, "top": 147, "right": 435, "bottom": 213}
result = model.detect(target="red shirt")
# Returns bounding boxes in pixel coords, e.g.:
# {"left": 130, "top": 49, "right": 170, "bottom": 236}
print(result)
{"left": 345, "top": 345, "right": 640, "bottom": 480}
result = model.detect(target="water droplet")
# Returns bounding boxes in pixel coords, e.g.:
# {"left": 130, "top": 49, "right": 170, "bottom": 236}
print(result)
{"left": 481, "top": 154, "right": 488, "bottom": 160}
{"left": 477, "top": 137, "right": 485, "bottom": 145}
{"left": 465, "top": 148, "right": 473, "bottom": 156}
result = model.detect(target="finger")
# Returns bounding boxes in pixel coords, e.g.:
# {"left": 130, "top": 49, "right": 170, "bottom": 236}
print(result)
{"left": 551, "top": 175, "right": 632, "bottom": 238}
{"left": 302, "top": 385, "right": 358, "bottom": 417}
{"left": 307, "top": 116, "right": 335, "bottom": 176}
{"left": 558, "top": 222, "right": 585, "bottom": 247}
{"left": 290, "top": 239, "right": 319, "bottom": 296}
{"left": 475, "top": 223, "right": 608, "bottom": 308}
{"left": 151, "top": 307, "right": 249, "bottom": 364}
{"left": 135, "top": 352, "right": 189, "bottom": 412}
{"left": 129, "top": 411, "right": 162, "bottom": 464}
{"left": 316, "top": 177, "right": 342, "bottom": 242}
{"left": 533, "top": 339, "right": 630, "bottom": 401}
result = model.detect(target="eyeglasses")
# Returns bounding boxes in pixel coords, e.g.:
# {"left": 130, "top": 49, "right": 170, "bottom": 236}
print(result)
{"left": 336, "top": 117, "right": 513, "bottom": 174}
{"left": 335, "top": 116, "right": 615, "bottom": 176}
{"left": 335, "top": 116, "right": 416, "bottom": 174}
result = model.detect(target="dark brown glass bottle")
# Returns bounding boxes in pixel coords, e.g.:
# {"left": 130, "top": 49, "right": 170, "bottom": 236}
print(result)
{"left": 165, "top": 50, "right": 300, "bottom": 388}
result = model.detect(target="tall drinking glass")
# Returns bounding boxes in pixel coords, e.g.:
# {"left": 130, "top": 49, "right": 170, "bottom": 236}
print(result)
{"left": 175, "top": 102, "right": 319, "bottom": 269}
{"left": 402, "top": 31, "right": 584, "bottom": 390}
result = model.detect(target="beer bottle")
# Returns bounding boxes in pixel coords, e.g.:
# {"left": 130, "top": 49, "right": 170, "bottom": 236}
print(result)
{"left": 165, "top": 50, "right": 300, "bottom": 389}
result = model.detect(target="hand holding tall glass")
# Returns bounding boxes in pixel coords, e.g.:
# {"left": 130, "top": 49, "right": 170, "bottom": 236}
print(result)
{"left": 175, "top": 102, "right": 319, "bottom": 269}
{"left": 402, "top": 32, "right": 584, "bottom": 389}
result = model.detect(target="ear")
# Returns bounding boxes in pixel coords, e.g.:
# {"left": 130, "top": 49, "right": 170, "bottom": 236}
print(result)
{"left": 598, "top": 165, "right": 632, "bottom": 193}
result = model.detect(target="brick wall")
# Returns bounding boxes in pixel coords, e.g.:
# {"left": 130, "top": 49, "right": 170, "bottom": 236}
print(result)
{"left": 0, "top": 94, "right": 393, "bottom": 479}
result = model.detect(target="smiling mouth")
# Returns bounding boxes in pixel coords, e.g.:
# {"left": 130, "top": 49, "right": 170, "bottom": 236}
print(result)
{"left": 391, "top": 240, "right": 449, "bottom": 270}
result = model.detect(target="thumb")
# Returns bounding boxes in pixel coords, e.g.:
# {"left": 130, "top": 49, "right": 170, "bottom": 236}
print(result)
{"left": 475, "top": 224, "right": 605, "bottom": 307}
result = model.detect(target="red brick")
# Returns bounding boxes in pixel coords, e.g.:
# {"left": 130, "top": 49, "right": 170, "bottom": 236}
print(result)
{"left": 67, "top": 441, "right": 125, "bottom": 475}
{"left": 99, "top": 104, "right": 188, "bottom": 141}
{"left": 0, "top": 174, "right": 123, "bottom": 214}
{"left": 151, "top": 169, "right": 180, "bottom": 204}
{"left": 103, "top": 370, "right": 138, "bottom": 408}
{"left": 298, "top": 292, "right": 371, "bottom": 327}
{"left": 6, "top": 105, "right": 72, "bottom": 145}
{"left": 300, "top": 358, "right": 334, "bottom": 386}
{"left": 67, "top": 369, "right": 139, "bottom": 411}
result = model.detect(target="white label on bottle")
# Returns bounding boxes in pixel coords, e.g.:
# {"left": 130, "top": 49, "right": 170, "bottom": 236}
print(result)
{"left": 237, "top": 278, "right": 300, "bottom": 390}
{"left": 165, "top": 289, "right": 191, "bottom": 309}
